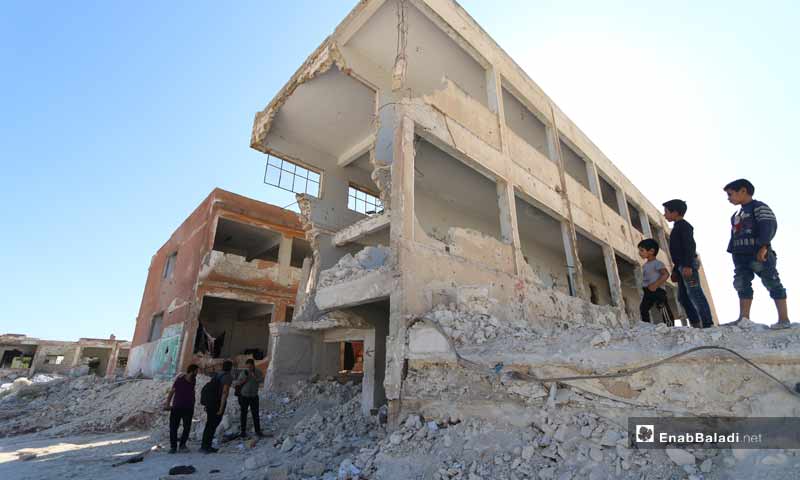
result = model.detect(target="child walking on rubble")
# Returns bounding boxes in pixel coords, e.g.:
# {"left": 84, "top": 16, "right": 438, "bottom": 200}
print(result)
{"left": 723, "top": 178, "right": 790, "bottom": 328}
{"left": 163, "top": 364, "right": 199, "bottom": 454}
{"left": 637, "top": 239, "right": 671, "bottom": 324}
{"left": 662, "top": 199, "right": 714, "bottom": 328}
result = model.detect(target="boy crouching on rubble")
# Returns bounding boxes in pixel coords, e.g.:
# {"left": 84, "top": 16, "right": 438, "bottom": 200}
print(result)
{"left": 637, "top": 239, "right": 670, "bottom": 324}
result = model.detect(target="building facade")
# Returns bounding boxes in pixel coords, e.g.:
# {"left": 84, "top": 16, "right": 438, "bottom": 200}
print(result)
{"left": 128, "top": 189, "right": 311, "bottom": 380}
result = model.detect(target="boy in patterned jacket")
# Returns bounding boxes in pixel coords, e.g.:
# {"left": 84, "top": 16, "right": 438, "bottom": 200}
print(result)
{"left": 724, "top": 178, "right": 790, "bottom": 328}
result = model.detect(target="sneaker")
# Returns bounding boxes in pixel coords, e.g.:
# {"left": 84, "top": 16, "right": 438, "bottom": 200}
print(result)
{"left": 178, "top": 444, "right": 190, "bottom": 453}
{"left": 168, "top": 448, "right": 177, "bottom": 454}
{"left": 201, "top": 447, "right": 219, "bottom": 454}
{"left": 726, "top": 317, "right": 748, "bottom": 327}
{"left": 770, "top": 320, "right": 792, "bottom": 330}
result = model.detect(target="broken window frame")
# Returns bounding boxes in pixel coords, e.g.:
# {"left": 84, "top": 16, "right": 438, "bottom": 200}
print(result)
{"left": 347, "top": 183, "right": 384, "bottom": 215}
{"left": 628, "top": 201, "right": 643, "bottom": 233}
{"left": 163, "top": 251, "right": 177, "bottom": 279}
{"left": 263, "top": 155, "right": 321, "bottom": 198}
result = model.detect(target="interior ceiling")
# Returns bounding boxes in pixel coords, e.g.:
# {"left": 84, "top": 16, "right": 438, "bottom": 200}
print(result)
{"left": 213, "top": 217, "right": 282, "bottom": 257}
{"left": 345, "top": 0, "right": 487, "bottom": 106}
{"left": 268, "top": 68, "right": 375, "bottom": 160}
{"left": 414, "top": 139, "right": 498, "bottom": 220}
{"left": 515, "top": 197, "right": 563, "bottom": 253}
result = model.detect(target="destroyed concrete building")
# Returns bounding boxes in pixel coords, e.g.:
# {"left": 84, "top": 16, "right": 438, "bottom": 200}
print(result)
{"left": 249, "top": 0, "right": 720, "bottom": 418}
{"left": 0, "top": 333, "right": 129, "bottom": 378}
{"left": 127, "top": 189, "right": 312, "bottom": 379}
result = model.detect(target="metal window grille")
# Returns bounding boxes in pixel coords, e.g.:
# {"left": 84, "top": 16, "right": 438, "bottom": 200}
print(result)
{"left": 264, "top": 156, "right": 320, "bottom": 197}
{"left": 348, "top": 185, "right": 383, "bottom": 215}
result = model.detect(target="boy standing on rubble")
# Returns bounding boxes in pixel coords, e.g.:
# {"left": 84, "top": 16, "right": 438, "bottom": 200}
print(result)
{"left": 637, "top": 239, "right": 670, "bottom": 324}
{"left": 200, "top": 360, "right": 234, "bottom": 453}
{"left": 723, "top": 178, "right": 790, "bottom": 328}
{"left": 164, "top": 364, "right": 199, "bottom": 454}
{"left": 662, "top": 199, "right": 714, "bottom": 328}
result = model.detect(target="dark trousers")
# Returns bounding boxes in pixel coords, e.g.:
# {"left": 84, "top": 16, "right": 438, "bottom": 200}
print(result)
{"left": 677, "top": 265, "right": 713, "bottom": 328}
{"left": 239, "top": 395, "right": 261, "bottom": 435}
{"left": 201, "top": 409, "right": 222, "bottom": 449}
{"left": 639, "top": 288, "right": 667, "bottom": 323}
{"left": 169, "top": 407, "right": 193, "bottom": 449}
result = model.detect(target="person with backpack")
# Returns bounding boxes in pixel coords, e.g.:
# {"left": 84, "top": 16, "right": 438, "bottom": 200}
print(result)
{"left": 200, "top": 360, "right": 233, "bottom": 453}
{"left": 235, "top": 358, "right": 264, "bottom": 438}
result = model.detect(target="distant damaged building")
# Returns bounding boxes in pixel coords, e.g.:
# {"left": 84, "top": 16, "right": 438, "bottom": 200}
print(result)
{"left": 0, "top": 334, "right": 129, "bottom": 378}
{"left": 128, "top": 189, "right": 311, "bottom": 380}
{"left": 249, "top": 0, "right": 718, "bottom": 417}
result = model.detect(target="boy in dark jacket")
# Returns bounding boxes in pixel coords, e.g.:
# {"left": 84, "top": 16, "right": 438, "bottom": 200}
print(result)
{"left": 662, "top": 199, "right": 714, "bottom": 328}
{"left": 724, "top": 179, "right": 790, "bottom": 328}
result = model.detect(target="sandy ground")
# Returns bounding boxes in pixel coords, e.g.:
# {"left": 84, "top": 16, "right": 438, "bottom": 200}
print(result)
{"left": 0, "top": 430, "right": 265, "bottom": 480}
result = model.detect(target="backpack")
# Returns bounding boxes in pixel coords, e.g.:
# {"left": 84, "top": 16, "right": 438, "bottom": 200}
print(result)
{"left": 200, "top": 373, "right": 222, "bottom": 408}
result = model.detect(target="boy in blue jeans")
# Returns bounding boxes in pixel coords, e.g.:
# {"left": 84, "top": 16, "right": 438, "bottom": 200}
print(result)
{"left": 662, "top": 199, "right": 714, "bottom": 328}
{"left": 723, "top": 179, "right": 790, "bottom": 328}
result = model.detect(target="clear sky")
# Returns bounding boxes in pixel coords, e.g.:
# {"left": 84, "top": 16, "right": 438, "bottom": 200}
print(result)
{"left": 1, "top": 1, "right": 797, "bottom": 341}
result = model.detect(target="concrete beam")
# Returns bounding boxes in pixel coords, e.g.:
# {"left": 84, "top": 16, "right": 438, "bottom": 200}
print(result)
{"left": 602, "top": 244, "right": 624, "bottom": 310}
{"left": 497, "top": 181, "right": 525, "bottom": 275}
{"left": 315, "top": 270, "right": 397, "bottom": 311}
{"left": 278, "top": 235, "right": 294, "bottom": 284}
{"left": 333, "top": 213, "right": 391, "bottom": 247}
{"left": 337, "top": 133, "right": 376, "bottom": 167}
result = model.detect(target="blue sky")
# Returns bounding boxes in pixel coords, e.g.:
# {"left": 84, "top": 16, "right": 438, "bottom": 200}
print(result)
{"left": 1, "top": 1, "right": 797, "bottom": 340}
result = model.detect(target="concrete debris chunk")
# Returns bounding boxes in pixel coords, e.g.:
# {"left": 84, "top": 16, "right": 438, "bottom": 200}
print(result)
{"left": 666, "top": 448, "right": 696, "bottom": 466}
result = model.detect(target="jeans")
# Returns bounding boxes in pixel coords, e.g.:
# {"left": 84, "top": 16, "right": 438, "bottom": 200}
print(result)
{"left": 239, "top": 395, "right": 261, "bottom": 435}
{"left": 169, "top": 407, "right": 193, "bottom": 449}
{"left": 639, "top": 288, "right": 668, "bottom": 323}
{"left": 677, "top": 262, "right": 713, "bottom": 328}
{"left": 201, "top": 409, "right": 222, "bottom": 449}
{"left": 733, "top": 250, "right": 787, "bottom": 300}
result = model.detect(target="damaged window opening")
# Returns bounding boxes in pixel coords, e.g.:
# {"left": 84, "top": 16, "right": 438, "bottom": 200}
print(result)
{"left": 44, "top": 355, "right": 64, "bottom": 365}
{"left": 213, "top": 217, "right": 282, "bottom": 263}
{"left": 340, "top": 341, "right": 364, "bottom": 374}
{"left": 515, "top": 194, "right": 570, "bottom": 294}
{"left": 148, "top": 313, "right": 163, "bottom": 343}
{"left": 163, "top": 251, "right": 177, "bottom": 279}
{"left": 576, "top": 232, "right": 613, "bottom": 306}
{"left": 628, "top": 202, "right": 643, "bottom": 233}
{"left": 599, "top": 175, "right": 621, "bottom": 215}
{"left": 193, "top": 296, "right": 271, "bottom": 361}
{"left": 559, "top": 140, "right": 591, "bottom": 190}
{"left": 285, "top": 306, "right": 295, "bottom": 322}
{"left": 264, "top": 155, "right": 320, "bottom": 197}
{"left": 348, "top": 184, "right": 384, "bottom": 215}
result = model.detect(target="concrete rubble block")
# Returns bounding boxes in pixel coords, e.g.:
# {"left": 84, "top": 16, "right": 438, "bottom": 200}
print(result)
{"left": 665, "top": 448, "right": 696, "bottom": 466}
{"left": 408, "top": 325, "right": 452, "bottom": 357}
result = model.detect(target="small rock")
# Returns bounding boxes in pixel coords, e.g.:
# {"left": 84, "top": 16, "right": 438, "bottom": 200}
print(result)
{"left": 18, "top": 453, "right": 37, "bottom": 461}
{"left": 761, "top": 453, "right": 788, "bottom": 465}
{"left": 390, "top": 433, "right": 403, "bottom": 445}
{"left": 280, "top": 437, "right": 295, "bottom": 452}
{"left": 427, "top": 421, "right": 439, "bottom": 433}
{"left": 589, "top": 447, "right": 603, "bottom": 462}
{"left": 665, "top": 448, "right": 695, "bottom": 466}
{"left": 168, "top": 465, "right": 196, "bottom": 475}
{"left": 538, "top": 467, "right": 556, "bottom": 480}
{"left": 700, "top": 458, "right": 713, "bottom": 473}
{"left": 405, "top": 414, "right": 423, "bottom": 430}
{"left": 723, "top": 456, "right": 736, "bottom": 467}
{"left": 443, "top": 434, "right": 453, "bottom": 447}
{"left": 521, "top": 445, "right": 535, "bottom": 460}
{"left": 732, "top": 449, "right": 752, "bottom": 461}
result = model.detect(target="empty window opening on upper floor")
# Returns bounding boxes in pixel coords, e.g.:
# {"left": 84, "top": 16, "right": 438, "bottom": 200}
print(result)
{"left": 213, "top": 217, "right": 283, "bottom": 263}
{"left": 559, "top": 140, "right": 591, "bottom": 190}
{"left": 414, "top": 139, "right": 502, "bottom": 243}
{"left": 628, "top": 202, "right": 643, "bottom": 233}
{"left": 599, "top": 175, "right": 622, "bottom": 215}
{"left": 515, "top": 194, "right": 569, "bottom": 294}
{"left": 148, "top": 313, "right": 163, "bottom": 343}
{"left": 163, "top": 251, "right": 177, "bottom": 279}
{"left": 502, "top": 86, "right": 549, "bottom": 157}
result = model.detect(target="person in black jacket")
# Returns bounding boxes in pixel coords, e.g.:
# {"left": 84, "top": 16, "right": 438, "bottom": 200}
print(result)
{"left": 723, "top": 178, "right": 790, "bottom": 329}
{"left": 662, "top": 199, "right": 713, "bottom": 328}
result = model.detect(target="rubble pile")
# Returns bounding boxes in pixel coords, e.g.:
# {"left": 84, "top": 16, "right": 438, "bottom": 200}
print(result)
{"left": 0, "top": 374, "right": 172, "bottom": 437}
{"left": 318, "top": 246, "right": 391, "bottom": 289}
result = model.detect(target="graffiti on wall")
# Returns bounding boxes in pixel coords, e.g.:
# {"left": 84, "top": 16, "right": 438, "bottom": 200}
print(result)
{"left": 126, "top": 323, "right": 184, "bottom": 379}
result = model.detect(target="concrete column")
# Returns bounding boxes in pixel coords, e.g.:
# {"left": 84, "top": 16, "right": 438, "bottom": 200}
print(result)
{"left": 105, "top": 343, "right": 120, "bottom": 377}
{"left": 294, "top": 256, "right": 313, "bottom": 308}
{"left": 585, "top": 161, "right": 601, "bottom": 198}
{"left": 547, "top": 110, "right": 585, "bottom": 299}
{"left": 497, "top": 181, "right": 525, "bottom": 275}
{"left": 278, "top": 235, "right": 294, "bottom": 285}
{"left": 28, "top": 346, "right": 44, "bottom": 377}
{"left": 560, "top": 222, "right": 581, "bottom": 297}
{"left": 641, "top": 211, "right": 653, "bottom": 238}
{"left": 617, "top": 190, "right": 632, "bottom": 228}
{"left": 485, "top": 67, "right": 510, "bottom": 157}
{"left": 602, "top": 245, "right": 624, "bottom": 309}
{"left": 273, "top": 302, "right": 288, "bottom": 323}
{"left": 71, "top": 347, "right": 83, "bottom": 367}
{"left": 362, "top": 329, "right": 377, "bottom": 415}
